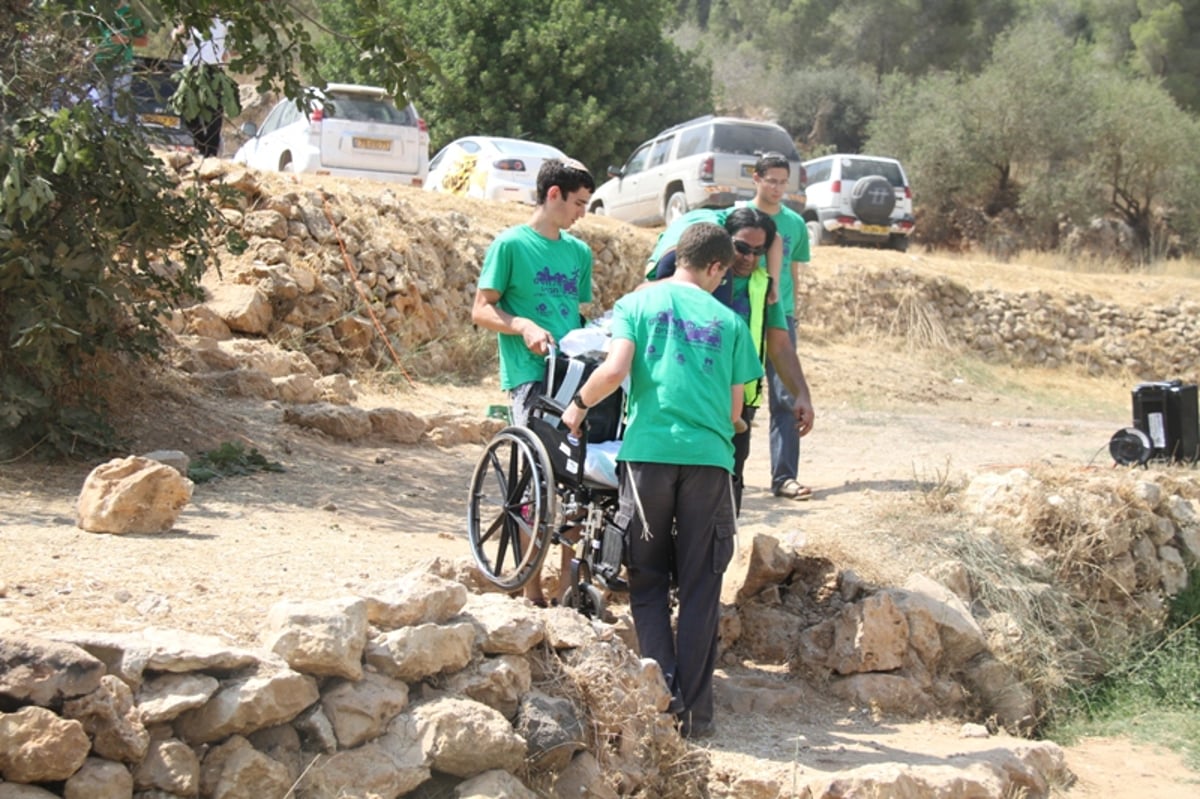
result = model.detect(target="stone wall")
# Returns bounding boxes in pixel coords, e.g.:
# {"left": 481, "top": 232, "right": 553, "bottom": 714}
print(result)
{"left": 796, "top": 265, "right": 1200, "bottom": 379}
{"left": 0, "top": 566, "right": 690, "bottom": 799}
{"left": 167, "top": 158, "right": 1197, "bottom": 394}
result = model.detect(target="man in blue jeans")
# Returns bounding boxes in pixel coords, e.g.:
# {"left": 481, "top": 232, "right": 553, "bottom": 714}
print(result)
{"left": 560, "top": 223, "right": 762, "bottom": 739}
{"left": 741, "top": 152, "right": 812, "bottom": 500}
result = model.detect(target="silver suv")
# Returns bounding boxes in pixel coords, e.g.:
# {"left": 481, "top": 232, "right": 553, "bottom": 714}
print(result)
{"left": 588, "top": 115, "right": 805, "bottom": 226}
{"left": 802, "top": 154, "right": 915, "bottom": 251}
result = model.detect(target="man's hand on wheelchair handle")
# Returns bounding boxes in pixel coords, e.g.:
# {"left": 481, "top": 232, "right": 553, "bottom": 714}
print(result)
{"left": 561, "top": 404, "right": 586, "bottom": 438}
{"left": 515, "top": 318, "right": 554, "bottom": 355}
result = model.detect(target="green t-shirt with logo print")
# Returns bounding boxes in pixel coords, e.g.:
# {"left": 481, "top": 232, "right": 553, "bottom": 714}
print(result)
{"left": 611, "top": 280, "right": 762, "bottom": 472}
{"left": 479, "top": 224, "right": 593, "bottom": 389}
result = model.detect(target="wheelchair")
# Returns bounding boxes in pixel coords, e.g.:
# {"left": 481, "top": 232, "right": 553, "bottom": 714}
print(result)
{"left": 466, "top": 350, "right": 627, "bottom": 619}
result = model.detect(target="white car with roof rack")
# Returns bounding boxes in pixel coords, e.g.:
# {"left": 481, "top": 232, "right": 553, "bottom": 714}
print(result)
{"left": 588, "top": 115, "right": 806, "bottom": 226}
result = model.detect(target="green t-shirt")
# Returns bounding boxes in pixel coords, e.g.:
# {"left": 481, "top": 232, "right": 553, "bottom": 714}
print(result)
{"left": 95, "top": 5, "right": 144, "bottom": 66}
{"left": 479, "top": 224, "right": 593, "bottom": 390}
{"left": 611, "top": 281, "right": 763, "bottom": 472}
{"left": 646, "top": 208, "right": 730, "bottom": 276}
{"left": 740, "top": 201, "right": 809, "bottom": 318}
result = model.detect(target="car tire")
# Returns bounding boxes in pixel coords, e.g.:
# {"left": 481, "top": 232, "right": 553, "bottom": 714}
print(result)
{"left": 806, "top": 219, "right": 823, "bottom": 248}
{"left": 280, "top": 155, "right": 296, "bottom": 173}
{"left": 664, "top": 191, "right": 688, "bottom": 225}
{"left": 890, "top": 234, "right": 909, "bottom": 252}
{"left": 589, "top": 202, "right": 605, "bottom": 216}
{"left": 851, "top": 176, "right": 895, "bottom": 225}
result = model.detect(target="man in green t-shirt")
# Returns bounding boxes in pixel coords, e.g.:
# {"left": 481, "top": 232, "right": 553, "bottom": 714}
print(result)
{"left": 741, "top": 152, "right": 814, "bottom": 501}
{"left": 472, "top": 157, "right": 595, "bottom": 606}
{"left": 560, "top": 223, "right": 761, "bottom": 740}
{"left": 645, "top": 207, "right": 815, "bottom": 513}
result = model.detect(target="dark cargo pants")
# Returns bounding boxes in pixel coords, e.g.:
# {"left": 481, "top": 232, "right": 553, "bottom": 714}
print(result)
{"left": 617, "top": 461, "right": 737, "bottom": 732}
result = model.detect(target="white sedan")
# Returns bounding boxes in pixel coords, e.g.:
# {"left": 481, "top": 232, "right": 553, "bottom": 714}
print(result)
{"left": 233, "top": 84, "right": 429, "bottom": 186}
{"left": 425, "top": 136, "right": 568, "bottom": 204}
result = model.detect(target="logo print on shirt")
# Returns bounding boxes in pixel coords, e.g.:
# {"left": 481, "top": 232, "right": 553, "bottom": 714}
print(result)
{"left": 535, "top": 266, "right": 580, "bottom": 297}
{"left": 650, "top": 310, "right": 725, "bottom": 349}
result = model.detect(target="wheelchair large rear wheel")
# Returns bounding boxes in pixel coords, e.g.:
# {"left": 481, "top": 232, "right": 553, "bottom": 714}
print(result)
{"left": 467, "top": 427, "right": 557, "bottom": 591}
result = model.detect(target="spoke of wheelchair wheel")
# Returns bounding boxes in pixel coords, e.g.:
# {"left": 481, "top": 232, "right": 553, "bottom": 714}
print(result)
{"left": 486, "top": 445, "right": 509, "bottom": 499}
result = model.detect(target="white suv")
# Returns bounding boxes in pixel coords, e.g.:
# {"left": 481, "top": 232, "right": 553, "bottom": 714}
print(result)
{"left": 588, "top": 115, "right": 805, "bottom": 226}
{"left": 802, "top": 154, "right": 914, "bottom": 251}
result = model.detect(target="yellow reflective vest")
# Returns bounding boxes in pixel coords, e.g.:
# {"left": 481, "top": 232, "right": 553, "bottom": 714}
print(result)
{"left": 743, "top": 268, "right": 770, "bottom": 408}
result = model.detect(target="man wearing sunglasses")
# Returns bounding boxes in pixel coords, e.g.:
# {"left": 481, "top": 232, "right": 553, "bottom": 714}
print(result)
{"left": 740, "top": 152, "right": 814, "bottom": 501}
{"left": 644, "top": 207, "right": 814, "bottom": 513}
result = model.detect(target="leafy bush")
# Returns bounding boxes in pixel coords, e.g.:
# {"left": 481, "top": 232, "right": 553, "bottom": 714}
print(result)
{"left": 188, "top": 441, "right": 285, "bottom": 484}
{"left": 1, "top": 13, "right": 214, "bottom": 458}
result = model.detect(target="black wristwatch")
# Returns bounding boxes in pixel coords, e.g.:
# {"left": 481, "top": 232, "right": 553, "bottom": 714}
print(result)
{"left": 571, "top": 393, "right": 590, "bottom": 410}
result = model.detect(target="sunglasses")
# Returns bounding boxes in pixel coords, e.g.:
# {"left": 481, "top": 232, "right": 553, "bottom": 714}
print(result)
{"left": 733, "top": 239, "right": 767, "bottom": 257}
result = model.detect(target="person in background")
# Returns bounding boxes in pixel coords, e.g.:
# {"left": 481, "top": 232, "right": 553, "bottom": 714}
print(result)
{"left": 92, "top": 1, "right": 147, "bottom": 113}
{"left": 471, "top": 157, "right": 596, "bottom": 607}
{"left": 560, "top": 222, "right": 761, "bottom": 739}
{"left": 174, "top": 17, "right": 232, "bottom": 157}
{"left": 646, "top": 207, "right": 815, "bottom": 513}
{"left": 741, "top": 152, "right": 813, "bottom": 501}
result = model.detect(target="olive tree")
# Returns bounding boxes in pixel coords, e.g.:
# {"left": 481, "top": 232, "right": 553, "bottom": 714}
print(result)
{"left": 0, "top": 0, "right": 420, "bottom": 458}
{"left": 318, "top": 0, "right": 713, "bottom": 174}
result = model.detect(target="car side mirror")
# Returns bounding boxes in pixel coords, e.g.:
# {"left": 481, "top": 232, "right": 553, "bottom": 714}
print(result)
{"left": 607, "top": 165, "right": 623, "bottom": 179}
{"left": 240, "top": 121, "right": 258, "bottom": 138}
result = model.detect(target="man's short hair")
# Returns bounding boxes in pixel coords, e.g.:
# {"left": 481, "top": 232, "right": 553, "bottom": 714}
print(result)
{"left": 677, "top": 222, "right": 733, "bottom": 272}
{"left": 537, "top": 158, "right": 595, "bottom": 204}
{"left": 724, "top": 206, "right": 777, "bottom": 251}
{"left": 754, "top": 151, "right": 791, "bottom": 176}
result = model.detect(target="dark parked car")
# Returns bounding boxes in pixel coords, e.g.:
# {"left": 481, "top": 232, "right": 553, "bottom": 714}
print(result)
{"left": 124, "top": 57, "right": 195, "bottom": 150}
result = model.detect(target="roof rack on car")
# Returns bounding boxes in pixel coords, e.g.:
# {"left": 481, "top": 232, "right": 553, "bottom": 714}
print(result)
{"left": 658, "top": 114, "right": 715, "bottom": 135}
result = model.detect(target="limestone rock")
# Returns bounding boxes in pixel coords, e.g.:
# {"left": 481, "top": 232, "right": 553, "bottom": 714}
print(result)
{"left": 0, "top": 706, "right": 90, "bottom": 782}
{"left": 132, "top": 737, "right": 199, "bottom": 795}
{"left": 200, "top": 735, "right": 292, "bottom": 799}
{"left": 0, "top": 634, "right": 104, "bottom": 706}
{"left": 411, "top": 696, "right": 526, "bottom": 778}
{"left": 76, "top": 456, "right": 193, "bottom": 534}
{"left": 443, "top": 654, "right": 532, "bottom": 721}
{"left": 63, "top": 757, "right": 134, "bottom": 799}
{"left": 461, "top": 592, "right": 545, "bottom": 654}
{"left": 282, "top": 402, "right": 372, "bottom": 440}
{"left": 363, "top": 572, "right": 469, "bottom": 629}
{"left": 136, "top": 673, "right": 220, "bottom": 724}
{"left": 62, "top": 674, "right": 150, "bottom": 763}
{"left": 321, "top": 671, "right": 410, "bottom": 749}
{"left": 364, "top": 622, "right": 476, "bottom": 683}
{"left": 368, "top": 406, "right": 428, "bottom": 443}
{"left": 456, "top": 769, "right": 538, "bottom": 799}
{"left": 262, "top": 596, "right": 368, "bottom": 679}
{"left": 206, "top": 282, "right": 273, "bottom": 335}
{"left": 47, "top": 628, "right": 260, "bottom": 689}
{"left": 175, "top": 667, "right": 320, "bottom": 745}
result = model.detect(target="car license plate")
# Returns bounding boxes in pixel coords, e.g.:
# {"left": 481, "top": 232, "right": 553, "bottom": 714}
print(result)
{"left": 861, "top": 224, "right": 889, "bottom": 235}
{"left": 139, "top": 113, "right": 180, "bottom": 128}
{"left": 353, "top": 137, "right": 392, "bottom": 152}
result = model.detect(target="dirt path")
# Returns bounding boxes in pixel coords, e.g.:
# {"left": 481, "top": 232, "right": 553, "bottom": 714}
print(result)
{"left": 2, "top": 338, "right": 1197, "bottom": 795}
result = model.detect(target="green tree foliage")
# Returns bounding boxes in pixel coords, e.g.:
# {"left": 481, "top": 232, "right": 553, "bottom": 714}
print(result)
{"left": 0, "top": 0, "right": 421, "bottom": 459}
{"left": 772, "top": 69, "right": 877, "bottom": 154}
{"left": 867, "top": 18, "right": 1200, "bottom": 256}
{"left": 1129, "top": 0, "right": 1200, "bottom": 112}
{"left": 317, "top": 0, "right": 713, "bottom": 174}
